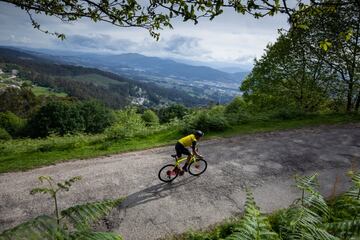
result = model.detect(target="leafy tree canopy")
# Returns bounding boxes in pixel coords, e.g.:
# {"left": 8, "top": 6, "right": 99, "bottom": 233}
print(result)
{"left": 2, "top": 0, "right": 356, "bottom": 39}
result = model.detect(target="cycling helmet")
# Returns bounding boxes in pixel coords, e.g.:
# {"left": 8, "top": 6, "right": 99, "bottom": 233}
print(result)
{"left": 194, "top": 130, "right": 204, "bottom": 137}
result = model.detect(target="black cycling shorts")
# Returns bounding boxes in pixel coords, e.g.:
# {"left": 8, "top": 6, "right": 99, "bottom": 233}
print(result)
{"left": 175, "top": 142, "right": 191, "bottom": 158}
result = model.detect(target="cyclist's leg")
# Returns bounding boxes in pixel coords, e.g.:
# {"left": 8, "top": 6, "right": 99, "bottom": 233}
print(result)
{"left": 181, "top": 148, "right": 191, "bottom": 172}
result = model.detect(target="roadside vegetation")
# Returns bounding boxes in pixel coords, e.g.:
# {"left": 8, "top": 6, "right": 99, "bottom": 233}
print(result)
{"left": 0, "top": 92, "right": 359, "bottom": 173}
{"left": 0, "top": 175, "right": 124, "bottom": 240}
{"left": 165, "top": 172, "right": 360, "bottom": 240}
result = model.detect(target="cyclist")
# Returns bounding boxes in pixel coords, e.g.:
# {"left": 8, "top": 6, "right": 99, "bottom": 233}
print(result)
{"left": 175, "top": 130, "right": 204, "bottom": 172}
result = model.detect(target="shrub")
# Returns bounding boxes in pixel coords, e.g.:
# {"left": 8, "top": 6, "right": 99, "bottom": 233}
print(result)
{"left": 224, "top": 97, "right": 251, "bottom": 124}
{"left": 78, "top": 101, "right": 115, "bottom": 134}
{"left": 270, "top": 108, "right": 305, "bottom": 120}
{"left": 142, "top": 109, "right": 159, "bottom": 126}
{"left": 0, "top": 87, "right": 37, "bottom": 117}
{"left": 106, "top": 108, "right": 147, "bottom": 140}
{"left": 183, "top": 106, "right": 229, "bottom": 133}
{"left": 158, "top": 104, "right": 188, "bottom": 123}
{"left": 0, "top": 111, "right": 26, "bottom": 137}
{"left": 0, "top": 127, "right": 11, "bottom": 140}
{"left": 27, "top": 100, "right": 84, "bottom": 137}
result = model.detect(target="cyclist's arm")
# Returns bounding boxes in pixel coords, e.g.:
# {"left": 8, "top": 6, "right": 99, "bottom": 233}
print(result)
{"left": 191, "top": 141, "right": 201, "bottom": 157}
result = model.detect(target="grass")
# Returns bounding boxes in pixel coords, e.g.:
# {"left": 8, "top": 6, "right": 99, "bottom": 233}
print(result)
{"left": 32, "top": 86, "right": 68, "bottom": 97}
{"left": 0, "top": 113, "right": 359, "bottom": 173}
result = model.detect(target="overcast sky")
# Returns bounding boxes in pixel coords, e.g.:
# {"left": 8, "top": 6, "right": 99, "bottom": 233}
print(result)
{"left": 0, "top": 2, "right": 290, "bottom": 72}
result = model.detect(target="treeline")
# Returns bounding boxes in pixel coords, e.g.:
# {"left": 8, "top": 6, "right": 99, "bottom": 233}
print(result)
{"left": 241, "top": 0, "right": 360, "bottom": 113}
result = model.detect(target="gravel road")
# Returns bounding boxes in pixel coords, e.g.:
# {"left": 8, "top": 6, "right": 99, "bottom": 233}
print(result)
{"left": 0, "top": 124, "right": 359, "bottom": 239}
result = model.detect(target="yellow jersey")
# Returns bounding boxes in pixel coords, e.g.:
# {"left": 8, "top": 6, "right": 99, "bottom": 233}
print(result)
{"left": 178, "top": 134, "right": 197, "bottom": 147}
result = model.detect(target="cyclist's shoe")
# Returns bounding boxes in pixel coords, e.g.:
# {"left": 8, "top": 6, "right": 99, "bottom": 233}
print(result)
{"left": 182, "top": 165, "right": 188, "bottom": 172}
{"left": 179, "top": 170, "right": 185, "bottom": 176}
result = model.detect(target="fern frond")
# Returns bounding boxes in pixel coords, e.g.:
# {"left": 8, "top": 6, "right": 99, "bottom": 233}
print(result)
{"left": 225, "top": 190, "right": 280, "bottom": 240}
{"left": 295, "top": 174, "right": 319, "bottom": 192}
{"left": 69, "top": 231, "right": 122, "bottom": 240}
{"left": 278, "top": 206, "right": 338, "bottom": 240}
{"left": 303, "top": 192, "right": 330, "bottom": 218}
{"left": 0, "top": 215, "right": 66, "bottom": 240}
{"left": 350, "top": 172, "right": 360, "bottom": 189}
{"left": 61, "top": 198, "right": 123, "bottom": 231}
{"left": 325, "top": 219, "right": 360, "bottom": 236}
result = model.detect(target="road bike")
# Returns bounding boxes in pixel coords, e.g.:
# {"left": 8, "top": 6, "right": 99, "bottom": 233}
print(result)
{"left": 158, "top": 153, "right": 207, "bottom": 182}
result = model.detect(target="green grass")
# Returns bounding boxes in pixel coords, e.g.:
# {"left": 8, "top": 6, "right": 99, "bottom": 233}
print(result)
{"left": 0, "top": 113, "right": 359, "bottom": 173}
{"left": 32, "top": 86, "right": 68, "bottom": 97}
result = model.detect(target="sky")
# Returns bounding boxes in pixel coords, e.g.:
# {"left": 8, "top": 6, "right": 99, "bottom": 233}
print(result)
{"left": 0, "top": 2, "right": 290, "bottom": 72}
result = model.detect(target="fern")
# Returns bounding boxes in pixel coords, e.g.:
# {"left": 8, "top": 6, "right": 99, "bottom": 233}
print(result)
{"left": 273, "top": 174, "right": 337, "bottom": 240}
{"left": 69, "top": 231, "right": 123, "bottom": 240}
{"left": 0, "top": 215, "right": 66, "bottom": 240}
{"left": 225, "top": 190, "right": 280, "bottom": 240}
{"left": 61, "top": 198, "right": 123, "bottom": 231}
{"left": 325, "top": 172, "right": 360, "bottom": 239}
{"left": 0, "top": 176, "right": 124, "bottom": 240}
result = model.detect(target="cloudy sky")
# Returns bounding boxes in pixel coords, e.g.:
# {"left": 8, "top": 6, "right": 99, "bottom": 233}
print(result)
{"left": 0, "top": 2, "right": 290, "bottom": 72}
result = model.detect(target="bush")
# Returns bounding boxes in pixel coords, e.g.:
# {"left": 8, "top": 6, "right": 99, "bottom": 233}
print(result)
{"left": 183, "top": 106, "right": 229, "bottom": 133}
{"left": 224, "top": 97, "right": 251, "bottom": 124}
{"left": 142, "top": 109, "right": 159, "bottom": 126}
{"left": 158, "top": 104, "right": 188, "bottom": 123}
{"left": 0, "top": 128, "right": 11, "bottom": 140}
{"left": 78, "top": 101, "right": 115, "bottom": 134}
{"left": 0, "top": 111, "right": 26, "bottom": 137}
{"left": 271, "top": 108, "right": 305, "bottom": 120}
{"left": 106, "top": 108, "right": 147, "bottom": 140}
{"left": 27, "top": 100, "right": 84, "bottom": 137}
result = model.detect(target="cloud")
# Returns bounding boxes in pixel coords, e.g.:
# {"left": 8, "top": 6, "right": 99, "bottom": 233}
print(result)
{"left": 0, "top": 1, "right": 291, "bottom": 71}
{"left": 163, "top": 35, "right": 210, "bottom": 57}
{"left": 55, "top": 34, "right": 137, "bottom": 52}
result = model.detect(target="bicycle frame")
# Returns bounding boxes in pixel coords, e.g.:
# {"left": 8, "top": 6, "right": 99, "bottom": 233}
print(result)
{"left": 174, "top": 154, "right": 197, "bottom": 167}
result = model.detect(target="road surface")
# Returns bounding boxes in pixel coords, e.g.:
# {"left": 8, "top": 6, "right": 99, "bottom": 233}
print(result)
{"left": 0, "top": 124, "right": 359, "bottom": 239}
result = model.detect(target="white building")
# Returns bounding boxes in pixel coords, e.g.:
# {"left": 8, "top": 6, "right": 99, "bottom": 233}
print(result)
{"left": 11, "top": 69, "right": 19, "bottom": 76}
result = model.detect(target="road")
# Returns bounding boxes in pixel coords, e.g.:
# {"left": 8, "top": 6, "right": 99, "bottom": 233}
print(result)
{"left": 0, "top": 124, "right": 359, "bottom": 239}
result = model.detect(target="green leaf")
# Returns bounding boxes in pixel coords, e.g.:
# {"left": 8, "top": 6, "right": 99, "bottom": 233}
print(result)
{"left": 0, "top": 215, "right": 66, "bottom": 240}
{"left": 225, "top": 190, "right": 280, "bottom": 239}
{"left": 319, "top": 39, "right": 332, "bottom": 51}
{"left": 61, "top": 198, "right": 124, "bottom": 231}
{"left": 69, "top": 231, "right": 123, "bottom": 240}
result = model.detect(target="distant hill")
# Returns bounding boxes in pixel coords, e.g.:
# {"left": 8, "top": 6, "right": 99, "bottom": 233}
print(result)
{"left": 17, "top": 48, "right": 248, "bottom": 103}
{"left": 0, "top": 47, "right": 209, "bottom": 108}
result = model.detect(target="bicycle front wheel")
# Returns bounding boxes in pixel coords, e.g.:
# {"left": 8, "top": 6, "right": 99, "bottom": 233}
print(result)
{"left": 158, "top": 164, "right": 179, "bottom": 182}
{"left": 188, "top": 159, "right": 207, "bottom": 176}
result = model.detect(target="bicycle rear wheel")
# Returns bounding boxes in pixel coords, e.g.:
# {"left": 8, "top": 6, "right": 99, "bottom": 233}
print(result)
{"left": 188, "top": 159, "right": 207, "bottom": 176}
{"left": 158, "top": 164, "right": 179, "bottom": 182}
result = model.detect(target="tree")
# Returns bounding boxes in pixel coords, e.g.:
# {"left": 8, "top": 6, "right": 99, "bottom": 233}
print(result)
{"left": 292, "top": 0, "right": 360, "bottom": 112}
{"left": 78, "top": 100, "right": 115, "bottom": 133}
{"left": 27, "top": 100, "right": 84, "bottom": 137}
{"left": 2, "top": 0, "right": 355, "bottom": 39}
{"left": 158, "top": 104, "right": 188, "bottom": 123}
{"left": 241, "top": 32, "right": 335, "bottom": 113}
{"left": 0, "top": 87, "right": 37, "bottom": 118}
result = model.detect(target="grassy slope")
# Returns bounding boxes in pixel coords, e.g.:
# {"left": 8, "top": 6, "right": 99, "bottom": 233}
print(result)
{"left": 0, "top": 113, "right": 359, "bottom": 173}
{"left": 32, "top": 86, "right": 68, "bottom": 97}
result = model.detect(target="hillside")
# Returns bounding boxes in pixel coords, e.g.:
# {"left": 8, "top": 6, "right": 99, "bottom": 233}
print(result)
{"left": 18, "top": 48, "right": 247, "bottom": 103}
{"left": 0, "top": 47, "right": 209, "bottom": 108}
